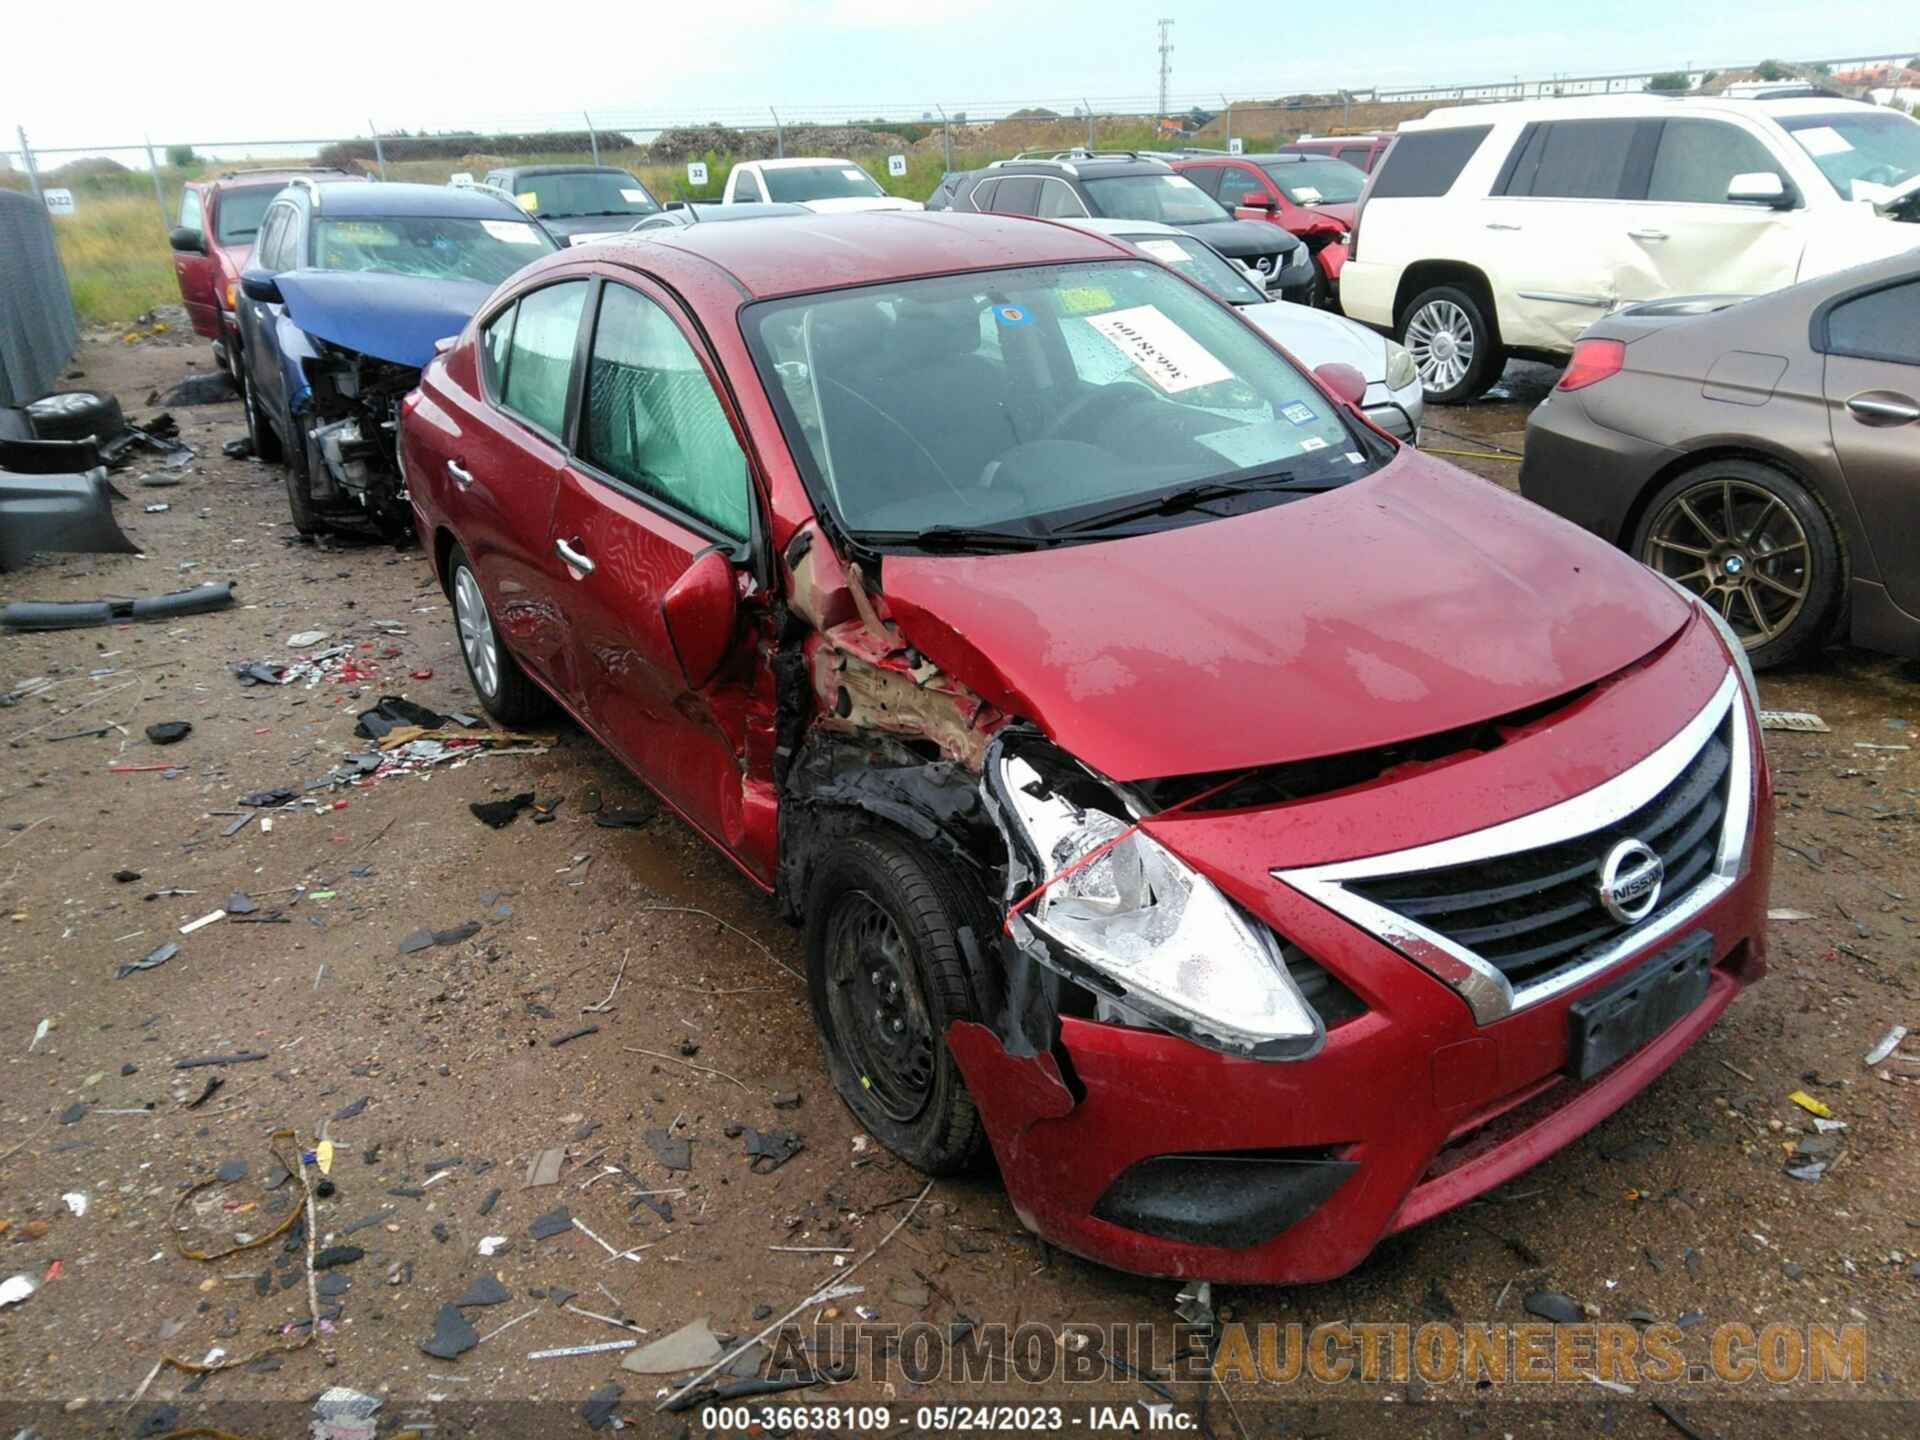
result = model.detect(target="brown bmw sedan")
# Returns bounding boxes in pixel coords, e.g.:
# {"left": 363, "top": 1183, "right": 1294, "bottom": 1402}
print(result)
{"left": 1520, "top": 252, "right": 1919, "bottom": 668}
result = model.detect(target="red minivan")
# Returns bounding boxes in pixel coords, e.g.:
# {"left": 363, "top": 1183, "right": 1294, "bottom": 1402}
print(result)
{"left": 400, "top": 212, "right": 1771, "bottom": 1284}
{"left": 168, "top": 168, "right": 363, "bottom": 380}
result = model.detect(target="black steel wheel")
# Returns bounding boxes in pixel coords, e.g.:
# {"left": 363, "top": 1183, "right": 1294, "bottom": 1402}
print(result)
{"left": 1634, "top": 459, "right": 1842, "bottom": 669}
{"left": 804, "top": 830, "right": 989, "bottom": 1175}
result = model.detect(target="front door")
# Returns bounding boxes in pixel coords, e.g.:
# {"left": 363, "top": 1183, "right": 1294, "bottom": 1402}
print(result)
{"left": 548, "top": 277, "right": 766, "bottom": 869}
{"left": 1823, "top": 275, "right": 1920, "bottom": 614}
{"left": 171, "top": 188, "right": 217, "bottom": 335}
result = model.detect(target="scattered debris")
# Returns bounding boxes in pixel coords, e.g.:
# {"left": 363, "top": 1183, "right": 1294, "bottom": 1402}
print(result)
{"left": 1865, "top": 1027, "right": 1909, "bottom": 1067}
{"left": 1767, "top": 908, "right": 1813, "bottom": 922}
{"left": 0, "top": 1273, "right": 36, "bottom": 1309}
{"left": 173, "top": 1051, "right": 268, "bottom": 1068}
{"left": 2, "top": 581, "right": 235, "bottom": 632}
{"left": 310, "top": 1386, "right": 380, "bottom": 1440}
{"left": 419, "top": 1303, "right": 478, "bottom": 1360}
{"left": 62, "top": 1191, "right": 88, "bottom": 1216}
{"left": 116, "top": 941, "right": 178, "bottom": 979}
{"left": 1788, "top": 1090, "right": 1834, "bottom": 1119}
{"left": 477, "top": 1236, "right": 509, "bottom": 1257}
{"left": 288, "top": 630, "right": 331, "bottom": 648}
{"left": 178, "top": 909, "right": 226, "bottom": 935}
{"left": 524, "top": 1148, "right": 565, "bottom": 1188}
{"left": 549, "top": 1025, "right": 599, "bottom": 1048}
{"left": 1758, "top": 710, "right": 1828, "bottom": 733}
{"left": 455, "top": 1274, "right": 512, "bottom": 1307}
{"left": 400, "top": 921, "right": 482, "bottom": 953}
{"left": 470, "top": 792, "right": 534, "bottom": 829}
{"left": 529, "top": 1207, "right": 573, "bottom": 1241}
{"left": 620, "top": 1317, "right": 724, "bottom": 1374}
{"left": 743, "top": 1127, "right": 805, "bottom": 1174}
{"left": 581, "top": 1381, "right": 623, "bottom": 1430}
{"left": 144, "top": 721, "right": 191, "bottom": 745}
{"left": 644, "top": 1128, "right": 692, "bottom": 1173}
{"left": 531, "top": 1339, "right": 637, "bottom": 1360}
{"left": 1524, "top": 1290, "right": 1584, "bottom": 1324}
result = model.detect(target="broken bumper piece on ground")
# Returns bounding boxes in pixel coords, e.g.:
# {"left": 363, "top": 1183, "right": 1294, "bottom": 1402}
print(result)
{"left": 3, "top": 580, "right": 236, "bottom": 632}
{"left": 0, "top": 470, "right": 139, "bottom": 571}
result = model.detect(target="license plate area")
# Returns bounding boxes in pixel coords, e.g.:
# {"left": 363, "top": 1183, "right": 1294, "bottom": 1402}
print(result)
{"left": 1566, "top": 932, "right": 1713, "bottom": 1082}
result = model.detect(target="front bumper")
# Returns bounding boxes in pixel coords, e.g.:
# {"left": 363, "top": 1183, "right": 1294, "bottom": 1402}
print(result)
{"left": 951, "top": 618, "right": 1770, "bottom": 1283}
{"left": 1520, "top": 393, "right": 1679, "bottom": 541}
{"left": 1265, "top": 250, "right": 1319, "bottom": 304}
{"left": 1362, "top": 378, "right": 1423, "bottom": 443}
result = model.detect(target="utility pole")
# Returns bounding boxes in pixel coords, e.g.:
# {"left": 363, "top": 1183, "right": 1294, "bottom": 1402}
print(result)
{"left": 1156, "top": 18, "right": 1174, "bottom": 125}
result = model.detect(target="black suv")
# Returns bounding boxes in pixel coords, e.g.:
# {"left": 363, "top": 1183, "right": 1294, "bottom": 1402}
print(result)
{"left": 926, "top": 151, "right": 1315, "bottom": 301}
{"left": 479, "top": 164, "right": 661, "bottom": 241}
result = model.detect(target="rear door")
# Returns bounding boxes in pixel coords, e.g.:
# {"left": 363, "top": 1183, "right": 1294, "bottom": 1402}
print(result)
{"left": 172, "top": 186, "right": 217, "bottom": 334}
{"left": 1617, "top": 118, "right": 1805, "bottom": 303}
{"left": 1821, "top": 275, "right": 1920, "bottom": 613}
{"left": 548, "top": 276, "right": 767, "bottom": 868}
{"left": 1476, "top": 118, "right": 1653, "bottom": 350}
{"left": 457, "top": 279, "right": 593, "bottom": 695}
{"left": 241, "top": 202, "right": 299, "bottom": 424}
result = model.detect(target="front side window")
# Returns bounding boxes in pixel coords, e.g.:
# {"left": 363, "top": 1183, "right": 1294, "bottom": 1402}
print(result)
{"left": 480, "top": 303, "right": 516, "bottom": 400}
{"left": 313, "top": 215, "right": 555, "bottom": 284}
{"left": 1083, "top": 173, "right": 1230, "bottom": 224}
{"left": 1780, "top": 111, "right": 1920, "bottom": 201}
{"left": 499, "top": 280, "right": 588, "bottom": 438}
{"left": 1214, "top": 167, "right": 1267, "bottom": 207}
{"left": 744, "top": 260, "right": 1376, "bottom": 548}
{"left": 1648, "top": 119, "right": 1785, "bottom": 204}
{"left": 1262, "top": 159, "right": 1365, "bottom": 206}
{"left": 762, "top": 164, "right": 886, "bottom": 202}
{"left": 510, "top": 171, "right": 658, "bottom": 220}
{"left": 581, "top": 285, "right": 752, "bottom": 540}
{"left": 1035, "top": 179, "right": 1087, "bottom": 218}
{"left": 1825, "top": 280, "right": 1920, "bottom": 365}
{"left": 215, "top": 187, "right": 278, "bottom": 246}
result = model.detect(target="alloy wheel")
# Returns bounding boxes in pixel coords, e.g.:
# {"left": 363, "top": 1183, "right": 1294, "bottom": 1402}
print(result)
{"left": 825, "top": 891, "right": 937, "bottom": 1125}
{"left": 1404, "top": 299, "right": 1475, "bottom": 393}
{"left": 453, "top": 567, "right": 501, "bottom": 699}
{"left": 1643, "top": 477, "right": 1812, "bottom": 649}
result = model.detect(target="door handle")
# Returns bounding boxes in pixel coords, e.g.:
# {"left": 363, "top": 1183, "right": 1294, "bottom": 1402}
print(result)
{"left": 446, "top": 459, "right": 473, "bottom": 490}
{"left": 1484, "top": 222, "right": 1522, "bottom": 231}
{"left": 1628, "top": 228, "right": 1669, "bottom": 241}
{"left": 1846, "top": 393, "right": 1920, "bottom": 426}
{"left": 555, "top": 537, "right": 595, "bottom": 576}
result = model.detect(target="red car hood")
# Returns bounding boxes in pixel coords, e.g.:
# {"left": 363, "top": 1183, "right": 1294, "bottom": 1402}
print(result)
{"left": 1306, "top": 200, "right": 1355, "bottom": 227}
{"left": 213, "top": 242, "right": 252, "bottom": 281}
{"left": 882, "top": 451, "right": 1692, "bottom": 782}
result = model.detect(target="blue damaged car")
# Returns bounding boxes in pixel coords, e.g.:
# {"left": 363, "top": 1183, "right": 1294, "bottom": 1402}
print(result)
{"left": 235, "top": 180, "right": 557, "bottom": 536}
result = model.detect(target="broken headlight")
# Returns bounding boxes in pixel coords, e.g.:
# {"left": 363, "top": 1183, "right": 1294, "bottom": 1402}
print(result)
{"left": 1384, "top": 340, "right": 1417, "bottom": 392}
{"left": 994, "top": 751, "right": 1323, "bottom": 1060}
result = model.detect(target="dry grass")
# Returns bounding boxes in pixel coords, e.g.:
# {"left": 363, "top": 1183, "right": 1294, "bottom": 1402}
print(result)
{"left": 48, "top": 195, "right": 181, "bottom": 326}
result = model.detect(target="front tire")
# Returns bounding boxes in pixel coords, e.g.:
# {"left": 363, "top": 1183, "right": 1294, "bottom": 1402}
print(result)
{"left": 1399, "top": 285, "right": 1504, "bottom": 403}
{"left": 243, "top": 369, "right": 283, "bottom": 464}
{"left": 804, "top": 830, "right": 989, "bottom": 1176}
{"left": 1633, "top": 458, "right": 1841, "bottom": 670}
{"left": 285, "top": 415, "right": 323, "bottom": 538}
{"left": 447, "top": 544, "right": 548, "bottom": 725}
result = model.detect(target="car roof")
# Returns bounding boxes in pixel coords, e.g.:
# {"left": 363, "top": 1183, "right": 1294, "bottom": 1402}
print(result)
{"left": 207, "top": 168, "right": 363, "bottom": 191}
{"left": 495, "top": 164, "right": 634, "bottom": 178}
{"left": 1061, "top": 216, "right": 1183, "bottom": 237}
{"left": 308, "top": 182, "right": 528, "bottom": 219}
{"left": 1408, "top": 93, "right": 1888, "bottom": 131}
{"left": 588, "top": 211, "right": 1128, "bottom": 300}
{"left": 995, "top": 157, "right": 1171, "bottom": 179}
{"left": 745, "top": 157, "right": 864, "bottom": 170}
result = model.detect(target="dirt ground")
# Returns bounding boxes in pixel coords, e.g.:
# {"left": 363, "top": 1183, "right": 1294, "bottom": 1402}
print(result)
{"left": 0, "top": 329, "right": 1914, "bottom": 1440}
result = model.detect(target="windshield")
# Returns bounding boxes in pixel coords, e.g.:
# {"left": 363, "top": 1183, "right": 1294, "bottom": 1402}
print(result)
{"left": 763, "top": 164, "right": 886, "bottom": 202}
{"left": 1262, "top": 159, "right": 1365, "bottom": 206}
{"left": 313, "top": 216, "right": 556, "bottom": 284}
{"left": 215, "top": 187, "right": 279, "bottom": 245}
{"left": 1117, "top": 232, "right": 1265, "bottom": 305}
{"left": 511, "top": 171, "right": 657, "bottom": 219}
{"left": 743, "top": 261, "right": 1378, "bottom": 548}
{"left": 1780, "top": 111, "right": 1920, "bottom": 200}
{"left": 1083, "top": 173, "right": 1229, "bottom": 225}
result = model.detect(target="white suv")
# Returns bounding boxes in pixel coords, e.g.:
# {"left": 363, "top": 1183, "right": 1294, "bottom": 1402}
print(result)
{"left": 1340, "top": 94, "right": 1920, "bottom": 401}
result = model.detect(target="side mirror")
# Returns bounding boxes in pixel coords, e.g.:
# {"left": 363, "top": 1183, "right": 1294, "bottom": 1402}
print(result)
{"left": 1239, "top": 192, "right": 1276, "bottom": 210}
{"left": 660, "top": 548, "right": 738, "bottom": 688}
{"left": 168, "top": 226, "right": 206, "bottom": 255}
{"left": 1727, "top": 172, "right": 1790, "bottom": 208}
{"left": 1314, "top": 362, "right": 1368, "bottom": 408}
{"left": 239, "top": 269, "right": 282, "bottom": 304}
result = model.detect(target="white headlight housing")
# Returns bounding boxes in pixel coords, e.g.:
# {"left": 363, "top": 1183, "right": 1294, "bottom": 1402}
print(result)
{"left": 1384, "top": 339, "right": 1417, "bottom": 392}
{"left": 995, "top": 752, "right": 1323, "bottom": 1059}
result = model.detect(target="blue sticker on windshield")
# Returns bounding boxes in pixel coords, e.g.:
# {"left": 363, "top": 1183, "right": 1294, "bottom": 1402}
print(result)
{"left": 994, "top": 304, "right": 1032, "bottom": 327}
{"left": 1281, "top": 402, "right": 1316, "bottom": 426}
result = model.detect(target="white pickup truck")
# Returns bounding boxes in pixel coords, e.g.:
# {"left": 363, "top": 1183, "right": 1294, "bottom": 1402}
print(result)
{"left": 722, "top": 158, "right": 922, "bottom": 213}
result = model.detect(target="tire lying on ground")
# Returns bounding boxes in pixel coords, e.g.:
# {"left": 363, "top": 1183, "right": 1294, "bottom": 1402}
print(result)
{"left": 24, "top": 391, "right": 126, "bottom": 443}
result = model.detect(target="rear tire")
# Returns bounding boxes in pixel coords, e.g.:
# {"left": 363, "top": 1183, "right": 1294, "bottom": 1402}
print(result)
{"left": 1399, "top": 284, "right": 1504, "bottom": 404}
{"left": 243, "top": 369, "right": 282, "bottom": 464}
{"left": 447, "top": 544, "right": 548, "bottom": 725}
{"left": 804, "top": 829, "right": 990, "bottom": 1176}
{"left": 1632, "top": 458, "right": 1841, "bottom": 670}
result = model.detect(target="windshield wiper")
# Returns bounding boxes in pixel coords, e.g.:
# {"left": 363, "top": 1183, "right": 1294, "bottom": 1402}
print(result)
{"left": 857, "top": 524, "right": 1053, "bottom": 553}
{"left": 1053, "top": 471, "right": 1323, "bottom": 535}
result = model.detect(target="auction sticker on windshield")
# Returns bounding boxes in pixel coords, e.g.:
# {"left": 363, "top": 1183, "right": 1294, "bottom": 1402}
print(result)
{"left": 1083, "top": 305, "right": 1232, "bottom": 394}
{"left": 1060, "top": 286, "right": 1115, "bottom": 313}
{"left": 1135, "top": 239, "right": 1190, "bottom": 265}
{"left": 482, "top": 221, "right": 546, "bottom": 244}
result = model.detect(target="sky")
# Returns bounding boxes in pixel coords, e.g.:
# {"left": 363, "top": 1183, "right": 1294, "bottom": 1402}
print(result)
{"left": 3, "top": 0, "right": 1912, "bottom": 159}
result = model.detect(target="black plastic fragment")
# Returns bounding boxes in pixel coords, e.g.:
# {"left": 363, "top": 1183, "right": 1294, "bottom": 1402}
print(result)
{"left": 3, "top": 581, "right": 235, "bottom": 632}
{"left": 644, "top": 1128, "right": 692, "bottom": 1173}
{"left": 470, "top": 792, "right": 534, "bottom": 829}
{"left": 144, "top": 721, "right": 191, "bottom": 745}
{"left": 529, "top": 1207, "right": 573, "bottom": 1241}
{"left": 313, "top": 1245, "right": 364, "bottom": 1270}
{"left": 742, "top": 1127, "right": 804, "bottom": 1174}
{"left": 419, "top": 1303, "right": 478, "bottom": 1360}
{"left": 455, "top": 1274, "right": 511, "bottom": 1307}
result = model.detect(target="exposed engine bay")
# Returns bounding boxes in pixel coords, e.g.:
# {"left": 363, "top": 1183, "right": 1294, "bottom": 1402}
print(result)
{"left": 299, "top": 343, "right": 418, "bottom": 536}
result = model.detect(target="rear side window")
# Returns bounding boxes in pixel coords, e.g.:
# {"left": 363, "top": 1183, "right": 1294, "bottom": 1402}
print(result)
{"left": 1339, "top": 146, "right": 1372, "bottom": 171}
{"left": 989, "top": 177, "right": 1042, "bottom": 215}
{"left": 500, "top": 280, "right": 588, "bottom": 439}
{"left": 1181, "top": 166, "right": 1223, "bottom": 197}
{"left": 1368, "top": 126, "right": 1492, "bottom": 198}
{"left": 1035, "top": 178, "right": 1087, "bottom": 217}
{"left": 1501, "top": 119, "right": 1644, "bottom": 198}
{"left": 1825, "top": 280, "right": 1920, "bottom": 366}
{"left": 480, "top": 304, "right": 516, "bottom": 400}
{"left": 582, "top": 285, "right": 751, "bottom": 539}
{"left": 966, "top": 178, "right": 1000, "bottom": 211}
{"left": 734, "top": 170, "right": 763, "bottom": 202}
{"left": 1648, "top": 120, "right": 1785, "bottom": 204}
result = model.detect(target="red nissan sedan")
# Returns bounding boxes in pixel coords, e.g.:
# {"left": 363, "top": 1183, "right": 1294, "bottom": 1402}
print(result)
{"left": 399, "top": 212, "right": 1772, "bottom": 1284}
